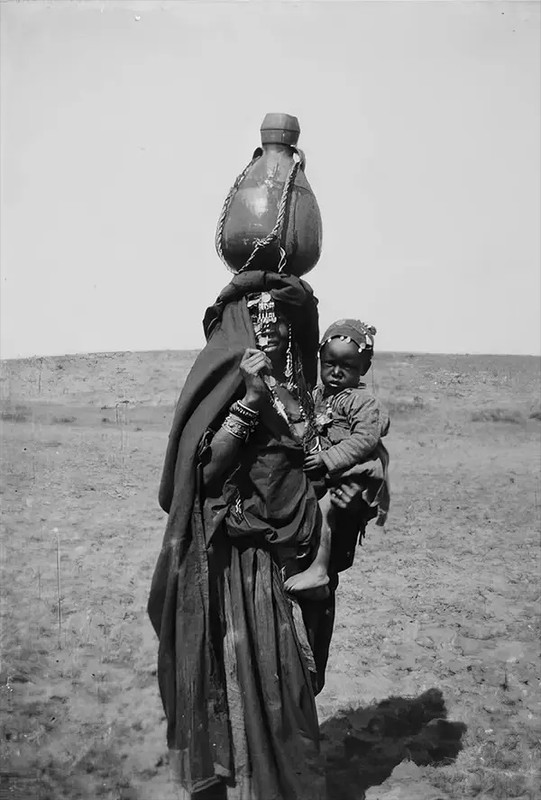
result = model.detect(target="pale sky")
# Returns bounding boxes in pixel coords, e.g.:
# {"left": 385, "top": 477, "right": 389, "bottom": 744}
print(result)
{"left": 1, "top": 0, "right": 540, "bottom": 359}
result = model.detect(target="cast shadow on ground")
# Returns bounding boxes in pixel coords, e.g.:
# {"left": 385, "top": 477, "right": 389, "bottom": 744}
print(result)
{"left": 320, "top": 688, "right": 467, "bottom": 800}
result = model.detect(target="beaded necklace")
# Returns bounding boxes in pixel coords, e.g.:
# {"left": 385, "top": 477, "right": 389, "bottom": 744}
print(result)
{"left": 264, "top": 375, "right": 315, "bottom": 447}
{"left": 246, "top": 290, "right": 316, "bottom": 447}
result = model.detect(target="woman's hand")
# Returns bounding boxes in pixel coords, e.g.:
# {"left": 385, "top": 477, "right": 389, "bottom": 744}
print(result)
{"left": 240, "top": 348, "right": 272, "bottom": 408}
{"left": 330, "top": 477, "right": 363, "bottom": 511}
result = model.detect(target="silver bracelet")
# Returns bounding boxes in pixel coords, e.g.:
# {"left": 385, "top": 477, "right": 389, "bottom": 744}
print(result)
{"left": 230, "top": 401, "right": 259, "bottom": 428}
{"left": 221, "top": 413, "right": 251, "bottom": 442}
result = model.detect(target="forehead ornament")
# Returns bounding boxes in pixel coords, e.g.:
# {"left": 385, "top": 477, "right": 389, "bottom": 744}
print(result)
{"left": 324, "top": 335, "right": 366, "bottom": 353}
{"left": 321, "top": 319, "right": 376, "bottom": 354}
{"left": 247, "top": 292, "right": 277, "bottom": 347}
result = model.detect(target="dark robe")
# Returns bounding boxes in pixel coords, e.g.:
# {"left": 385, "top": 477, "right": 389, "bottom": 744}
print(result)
{"left": 148, "top": 272, "right": 334, "bottom": 798}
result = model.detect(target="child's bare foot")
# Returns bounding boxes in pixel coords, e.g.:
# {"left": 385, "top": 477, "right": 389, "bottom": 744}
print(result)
{"left": 284, "top": 566, "right": 330, "bottom": 594}
{"left": 294, "top": 585, "right": 330, "bottom": 601}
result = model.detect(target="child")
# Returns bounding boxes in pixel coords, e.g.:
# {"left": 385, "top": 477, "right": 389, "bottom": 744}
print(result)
{"left": 284, "top": 319, "right": 390, "bottom": 593}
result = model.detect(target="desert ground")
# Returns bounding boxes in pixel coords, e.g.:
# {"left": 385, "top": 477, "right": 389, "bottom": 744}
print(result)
{"left": 1, "top": 350, "right": 539, "bottom": 800}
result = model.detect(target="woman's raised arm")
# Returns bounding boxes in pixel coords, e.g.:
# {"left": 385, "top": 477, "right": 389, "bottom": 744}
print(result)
{"left": 202, "top": 349, "right": 271, "bottom": 489}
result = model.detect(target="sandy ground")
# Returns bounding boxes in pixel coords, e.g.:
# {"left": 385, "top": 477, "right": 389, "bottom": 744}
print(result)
{"left": 1, "top": 350, "right": 540, "bottom": 800}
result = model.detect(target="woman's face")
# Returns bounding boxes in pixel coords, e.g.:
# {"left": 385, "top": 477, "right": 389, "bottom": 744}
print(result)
{"left": 256, "top": 313, "right": 289, "bottom": 361}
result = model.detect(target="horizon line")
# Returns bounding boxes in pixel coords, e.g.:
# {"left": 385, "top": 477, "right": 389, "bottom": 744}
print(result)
{"left": 1, "top": 347, "right": 540, "bottom": 363}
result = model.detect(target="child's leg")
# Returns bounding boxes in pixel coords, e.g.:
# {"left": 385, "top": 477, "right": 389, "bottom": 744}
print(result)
{"left": 284, "top": 492, "right": 332, "bottom": 593}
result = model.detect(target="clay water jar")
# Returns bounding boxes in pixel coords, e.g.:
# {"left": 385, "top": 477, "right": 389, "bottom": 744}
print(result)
{"left": 216, "top": 113, "right": 323, "bottom": 276}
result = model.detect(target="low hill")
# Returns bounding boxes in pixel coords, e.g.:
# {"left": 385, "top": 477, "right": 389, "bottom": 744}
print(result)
{"left": 1, "top": 350, "right": 539, "bottom": 421}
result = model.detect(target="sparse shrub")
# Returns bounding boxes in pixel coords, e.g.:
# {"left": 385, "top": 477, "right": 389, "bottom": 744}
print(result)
{"left": 1, "top": 405, "right": 30, "bottom": 423}
{"left": 471, "top": 407, "right": 524, "bottom": 424}
{"left": 386, "top": 396, "right": 426, "bottom": 415}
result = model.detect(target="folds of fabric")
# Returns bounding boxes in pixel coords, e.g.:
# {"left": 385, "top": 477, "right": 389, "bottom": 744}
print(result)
{"left": 147, "top": 272, "right": 322, "bottom": 796}
{"left": 221, "top": 409, "right": 319, "bottom": 559}
{"left": 148, "top": 298, "right": 256, "bottom": 793}
{"left": 220, "top": 542, "right": 326, "bottom": 800}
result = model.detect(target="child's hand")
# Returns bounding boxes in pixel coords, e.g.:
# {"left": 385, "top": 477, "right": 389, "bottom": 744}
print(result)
{"left": 304, "top": 452, "right": 327, "bottom": 478}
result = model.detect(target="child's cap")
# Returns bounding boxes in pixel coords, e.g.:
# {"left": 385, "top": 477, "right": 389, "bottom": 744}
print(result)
{"left": 320, "top": 319, "right": 377, "bottom": 353}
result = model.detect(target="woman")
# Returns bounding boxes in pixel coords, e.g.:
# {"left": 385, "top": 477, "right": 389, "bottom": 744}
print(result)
{"left": 148, "top": 271, "right": 342, "bottom": 799}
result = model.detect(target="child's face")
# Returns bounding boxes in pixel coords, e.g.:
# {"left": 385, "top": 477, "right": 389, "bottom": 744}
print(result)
{"left": 320, "top": 338, "right": 368, "bottom": 394}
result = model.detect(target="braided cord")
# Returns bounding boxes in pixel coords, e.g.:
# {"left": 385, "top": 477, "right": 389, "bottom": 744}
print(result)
{"left": 215, "top": 152, "right": 261, "bottom": 270}
{"left": 215, "top": 150, "right": 302, "bottom": 273}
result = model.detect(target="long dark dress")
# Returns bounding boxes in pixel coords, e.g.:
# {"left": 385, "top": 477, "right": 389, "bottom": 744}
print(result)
{"left": 186, "top": 402, "right": 329, "bottom": 799}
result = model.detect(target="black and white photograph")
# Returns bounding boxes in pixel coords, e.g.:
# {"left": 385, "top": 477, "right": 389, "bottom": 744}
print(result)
{"left": 1, "top": 1, "right": 540, "bottom": 798}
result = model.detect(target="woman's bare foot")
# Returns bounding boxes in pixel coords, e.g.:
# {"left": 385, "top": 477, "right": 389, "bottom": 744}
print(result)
{"left": 284, "top": 565, "right": 330, "bottom": 594}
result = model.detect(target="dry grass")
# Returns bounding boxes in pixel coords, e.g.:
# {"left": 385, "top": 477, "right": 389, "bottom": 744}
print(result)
{"left": 0, "top": 404, "right": 31, "bottom": 423}
{"left": 470, "top": 407, "right": 525, "bottom": 424}
{"left": 385, "top": 395, "right": 426, "bottom": 415}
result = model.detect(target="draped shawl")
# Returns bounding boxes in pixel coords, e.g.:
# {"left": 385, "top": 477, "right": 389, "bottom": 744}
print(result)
{"left": 147, "top": 271, "right": 319, "bottom": 794}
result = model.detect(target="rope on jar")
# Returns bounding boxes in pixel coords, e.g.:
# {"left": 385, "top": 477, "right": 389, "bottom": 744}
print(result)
{"left": 215, "top": 150, "right": 302, "bottom": 273}
{"left": 215, "top": 150, "right": 261, "bottom": 270}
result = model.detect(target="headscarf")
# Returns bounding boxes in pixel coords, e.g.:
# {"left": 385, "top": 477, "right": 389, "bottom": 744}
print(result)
{"left": 204, "top": 270, "right": 320, "bottom": 386}
{"left": 320, "top": 318, "right": 377, "bottom": 352}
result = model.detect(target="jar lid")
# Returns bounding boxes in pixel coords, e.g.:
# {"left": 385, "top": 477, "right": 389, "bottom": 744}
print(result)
{"left": 260, "top": 113, "right": 300, "bottom": 146}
